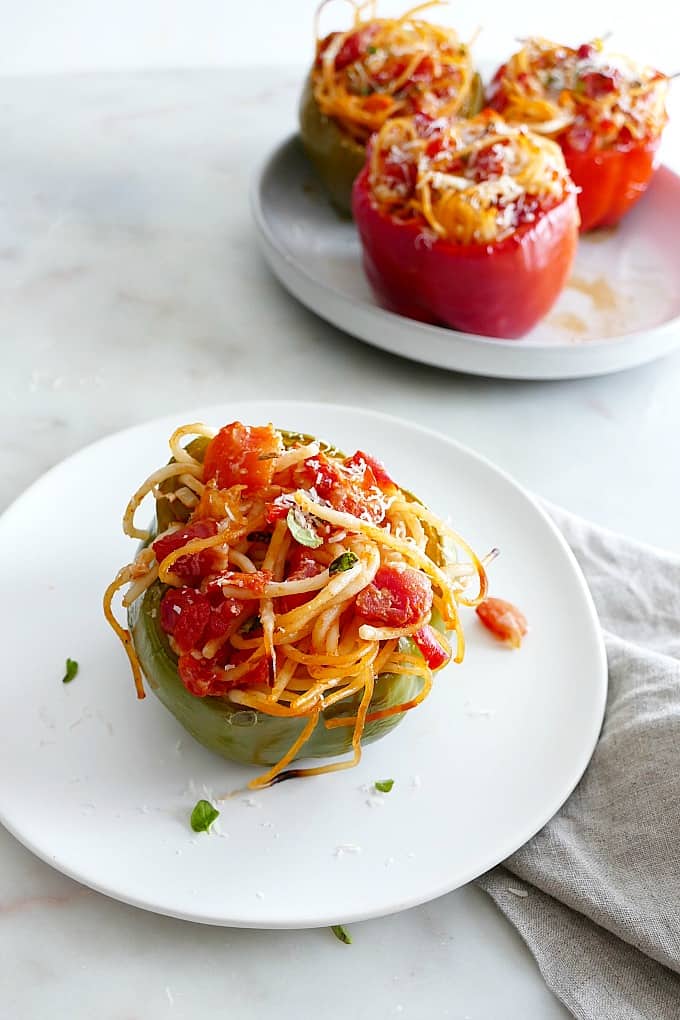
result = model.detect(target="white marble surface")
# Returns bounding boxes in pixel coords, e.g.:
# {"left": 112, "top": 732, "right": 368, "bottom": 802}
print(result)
{"left": 1, "top": 64, "right": 679, "bottom": 1019}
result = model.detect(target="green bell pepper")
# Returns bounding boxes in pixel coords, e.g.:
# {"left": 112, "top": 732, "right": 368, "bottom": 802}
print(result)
{"left": 299, "top": 71, "right": 486, "bottom": 218}
{"left": 126, "top": 429, "right": 450, "bottom": 769}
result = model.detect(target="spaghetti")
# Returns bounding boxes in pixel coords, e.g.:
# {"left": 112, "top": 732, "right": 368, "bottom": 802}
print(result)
{"left": 312, "top": 0, "right": 478, "bottom": 145}
{"left": 488, "top": 37, "right": 669, "bottom": 151}
{"left": 104, "top": 422, "right": 490, "bottom": 787}
{"left": 367, "top": 110, "right": 573, "bottom": 245}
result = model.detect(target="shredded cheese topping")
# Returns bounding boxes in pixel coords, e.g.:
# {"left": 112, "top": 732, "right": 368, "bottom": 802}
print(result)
{"left": 488, "top": 36, "right": 669, "bottom": 151}
{"left": 368, "top": 110, "right": 573, "bottom": 244}
{"left": 312, "top": 0, "right": 476, "bottom": 144}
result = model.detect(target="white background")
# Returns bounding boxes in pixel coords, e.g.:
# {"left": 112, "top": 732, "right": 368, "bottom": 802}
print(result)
{"left": 1, "top": 0, "right": 677, "bottom": 76}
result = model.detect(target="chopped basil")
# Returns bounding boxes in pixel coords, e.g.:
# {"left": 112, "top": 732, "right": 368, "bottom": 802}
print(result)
{"left": 331, "top": 924, "right": 352, "bottom": 944}
{"left": 190, "top": 799, "right": 219, "bottom": 833}
{"left": 367, "top": 45, "right": 377, "bottom": 54}
{"left": 247, "top": 531, "right": 271, "bottom": 544}
{"left": 375, "top": 779, "right": 394, "bottom": 793}
{"left": 286, "top": 507, "right": 323, "bottom": 549}
{"left": 241, "top": 615, "right": 262, "bottom": 635}
{"left": 329, "top": 551, "right": 358, "bottom": 576}
{"left": 62, "top": 658, "right": 79, "bottom": 684}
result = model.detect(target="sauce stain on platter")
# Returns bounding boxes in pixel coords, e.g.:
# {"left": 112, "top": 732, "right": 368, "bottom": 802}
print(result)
{"left": 567, "top": 274, "right": 618, "bottom": 312}
{"left": 548, "top": 311, "right": 588, "bottom": 338}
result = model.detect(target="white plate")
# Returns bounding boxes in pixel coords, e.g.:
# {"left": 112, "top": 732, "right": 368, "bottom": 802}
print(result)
{"left": 252, "top": 136, "right": 680, "bottom": 380}
{"left": 0, "top": 402, "right": 606, "bottom": 928}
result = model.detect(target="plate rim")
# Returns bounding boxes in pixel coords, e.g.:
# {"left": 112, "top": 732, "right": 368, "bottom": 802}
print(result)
{"left": 252, "top": 133, "right": 680, "bottom": 381}
{"left": 0, "top": 401, "right": 608, "bottom": 927}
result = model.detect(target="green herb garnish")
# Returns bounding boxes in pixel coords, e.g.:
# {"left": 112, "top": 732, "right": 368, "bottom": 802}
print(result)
{"left": 62, "top": 658, "right": 79, "bottom": 684}
{"left": 331, "top": 924, "right": 352, "bottom": 944}
{"left": 190, "top": 799, "right": 220, "bottom": 833}
{"left": 247, "top": 531, "right": 271, "bottom": 544}
{"left": 241, "top": 615, "right": 262, "bottom": 635}
{"left": 329, "top": 551, "right": 359, "bottom": 576}
{"left": 367, "top": 45, "right": 377, "bottom": 54}
{"left": 287, "top": 507, "right": 323, "bottom": 549}
{"left": 375, "top": 779, "right": 394, "bottom": 793}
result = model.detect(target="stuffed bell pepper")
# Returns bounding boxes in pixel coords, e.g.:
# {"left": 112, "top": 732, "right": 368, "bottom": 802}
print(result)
{"left": 104, "top": 421, "right": 489, "bottom": 789}
{"left": 299, "top": 0, "right": 484, "bottom": 215}
{"left": 352, "top": 110, "right": 579, "bottom": 339}
{"left": 488, "top": 37, "right": 669, "bottom": 231}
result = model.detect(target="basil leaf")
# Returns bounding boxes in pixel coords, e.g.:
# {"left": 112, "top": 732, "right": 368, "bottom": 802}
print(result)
{"left": 367, "top": 45, "right": 377, "bottom": 54}
{"left": 286, "top": 507, "right": 322, "bottom": 549}
{"left": 375, "top": 779, "right": 394, "bottom": 793}
{"left": 190, "top": 799, "right": 219, "bottom": 833}
{"left": 247, "top": 531, "right": 271, "bottom": 543}
{"left": 241, "top": 615, "right": 262, "bottom": 635}
{"left": 329, "top": 551, "right": 358, "bottom": 576}
{"left": 62, "top": 658, "right": 79, "bottom": 684}
{"left": 331, "top": 924, "right": 352, "bottom": 944}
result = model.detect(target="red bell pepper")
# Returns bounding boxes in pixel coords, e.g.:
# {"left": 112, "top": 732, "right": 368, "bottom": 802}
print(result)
{"left": 352, "top": 115, "right": 579, "bottom": 339}
{"left": 488, "top": 42, "right": 668, "bottom": 232}
{"left": 413, "top": 625, "right": 451, "bottom": 671}
{"left": 560, "top": 136, "right": 662, "bottom": 232}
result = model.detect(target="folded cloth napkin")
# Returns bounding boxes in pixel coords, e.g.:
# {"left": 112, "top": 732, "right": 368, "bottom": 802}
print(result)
{"left": 476, "top": 504, "right": 680, "bottom": 1020}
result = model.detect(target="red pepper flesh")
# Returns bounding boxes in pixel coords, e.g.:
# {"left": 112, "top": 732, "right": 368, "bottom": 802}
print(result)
{"left": 352, "top": 165, "right": 579, "bottom": 339}
{"left": 413, "top": 625, "right": 450, "bottom": 670}
{"left": 561, "top": 136, "right": 662, "bottom": 231}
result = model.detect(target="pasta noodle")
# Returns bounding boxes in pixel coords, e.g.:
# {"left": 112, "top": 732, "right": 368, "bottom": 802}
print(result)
{"left": 104, "top": 421, "right": 492, "bottom": 786}
{"left": 489, "top": 37, "right": 668, "bottom": 149}
{"left": 312, "top": 0, "right": 475, "bottom": 144}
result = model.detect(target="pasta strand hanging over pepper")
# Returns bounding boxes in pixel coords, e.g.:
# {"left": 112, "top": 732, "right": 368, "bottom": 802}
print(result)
{"left": 104, "top": 421, "right": 492, "bottom": 787}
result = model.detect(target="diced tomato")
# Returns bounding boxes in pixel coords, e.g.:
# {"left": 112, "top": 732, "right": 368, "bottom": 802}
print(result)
{"left": 577, "top": 42, "right": 595, "bottom": 60}
{"left": 160, "top": 587, "right": 211, "bottom": 653}
{"left": 203, "top": 422, "right": 282, "bottom": 492}
{"left": 334, "top": 31, "right": 365, "bottom": 69}
{"left": 470, "top": 141, "right": 509, "bottom": 181}
{"left": 298, "top": 453, "right": 387, "bottom": 523}
{"left": 177, "top": 655, "right": 228, "bottom": 697}
{"left": 153, "top": 519, "right": 220, "bottom": 584}
{"left": 425, "top": 136, "right": 445, "bottom": 159}
{"left": 580, "top": 70, "right": 619, "bottom": 99}
{"left": 194, "top": 481, "right": 245, "bottom": 523}
{"left": 177, "top": 651, "right": 269, "bottom": 698}
{"left": 379, "top": 153, "right": 418, "bottom": 193}
{"left": 375, "top": 58, "right": 407, "bottom": 86}
{"left": 564, "top": 123, "right": 595, "bottom": 153}
{"left": 237, "top": 658, "right": 270, "bottom": 686}
{"left": 408, "top": 54, "right": 435, "bottom": 83}
{"left": 476, "top": 597, "right": 528, "bottom": 649}
{"left": 265, "top": 495, "right": 295, "bottom": 524}
{"left": 223, "top": 651, "right": 271, "bottom": 686}
{"left": 279, "top": 548, "right": 325, "bottom": 613}
{"left": 345, "top": 451, "right": 398, "bottom": 496}
{"left": 362, "top": 93, "right": 393, "bottom": 114}
{"left": 203, "top": 569, "right": 272, "bottom": 598}
{"left": 355, "top": 565, "right": 433, "bottom": 627}
{"left": 413, "top": 624, "right": 450, "bottom": 670}
{"left": 204, "top": 598, "right": 244, "bottom": 642}
{"left": 317, "top": 26, "right": 377, "bottom": 70}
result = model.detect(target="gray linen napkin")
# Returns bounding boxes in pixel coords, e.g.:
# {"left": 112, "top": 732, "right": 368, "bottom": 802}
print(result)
{"left": 475, "top": 505, "right": 680, "bottom": 1019}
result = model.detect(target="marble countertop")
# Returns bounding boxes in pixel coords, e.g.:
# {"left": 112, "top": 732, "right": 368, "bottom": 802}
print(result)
{"left": 2, "top": 66, "right": 679, "bottom": 1019}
